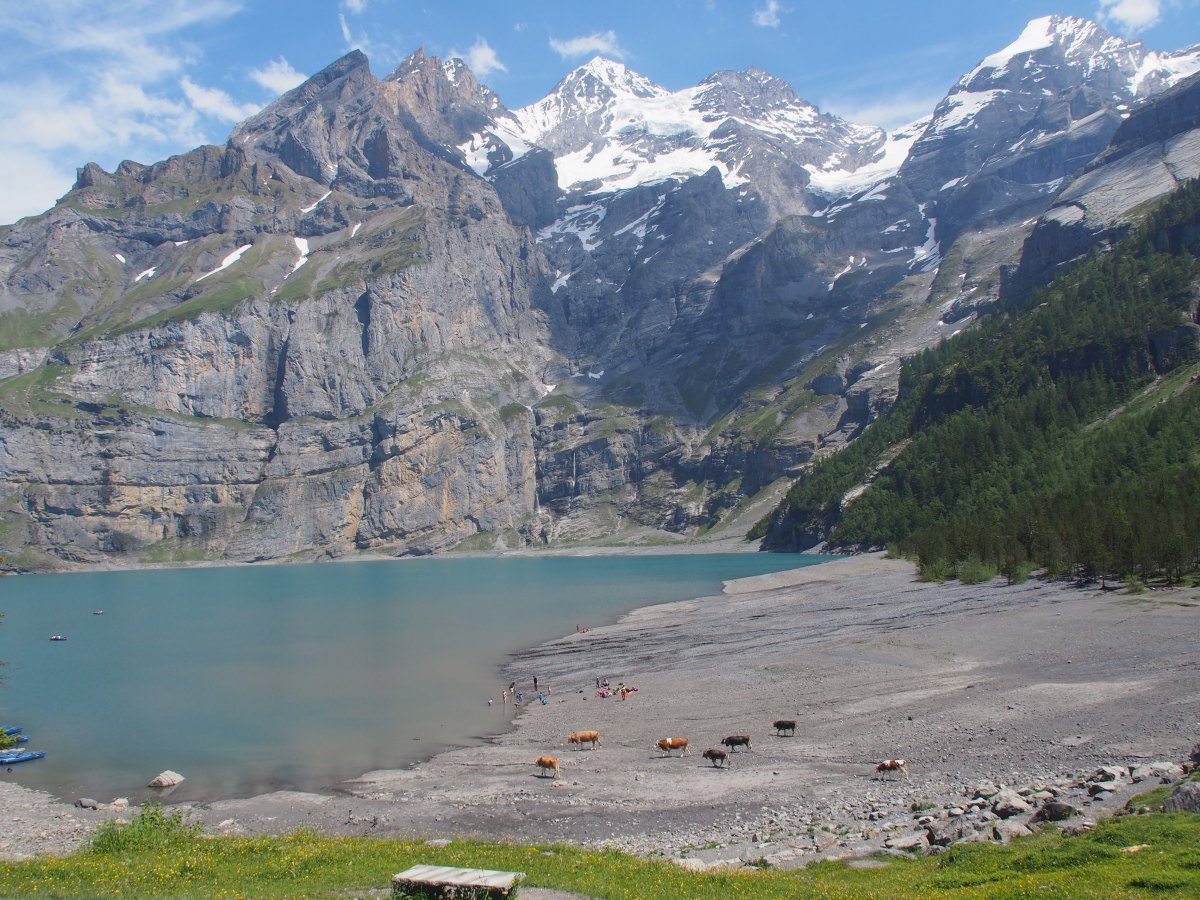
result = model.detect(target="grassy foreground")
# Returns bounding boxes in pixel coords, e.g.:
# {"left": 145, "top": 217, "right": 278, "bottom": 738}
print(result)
{"left": 1, "top": 804, "right": 1197, "bottom": 898}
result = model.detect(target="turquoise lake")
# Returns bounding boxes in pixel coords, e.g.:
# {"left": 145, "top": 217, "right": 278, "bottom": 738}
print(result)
{"left": 0, "top": 553, "right": 823, "bottom": 802}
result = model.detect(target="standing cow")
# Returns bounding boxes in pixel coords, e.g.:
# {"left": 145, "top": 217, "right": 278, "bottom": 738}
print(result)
{"left": 722, "top": 735, "right": 752, "bottom": 751}
{"left": 656, "top": 737, "right": 690, "bottom": 757}
{"left": 567, "top": 730, "right": 601, "bottom": 750}
{"left": 702, "top": 748, "right": 729, "bottom": 767}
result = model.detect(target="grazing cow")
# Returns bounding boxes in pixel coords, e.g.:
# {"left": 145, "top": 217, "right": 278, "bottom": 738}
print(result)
{"left": 535, "top": 756, "right": 559, "bottom": 778}
{"left": 875, "top": 759, "right": 909, "bottom": 780}
{"left": 773, "top": 720, "right": 797, "bottom": 736}
{"left": 567, "top": 730, "right": 601, "bottom": 750}
{"left": 656, "top": 737, "right": 691, "bottom": 757}
{"left": 702, "top": 748, "right": 729, "bottom": 767}
{"left": 721, "top": 735, "right": 752, "bottom": 751}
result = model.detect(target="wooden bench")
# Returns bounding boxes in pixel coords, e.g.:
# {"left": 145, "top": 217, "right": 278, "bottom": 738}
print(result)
{"left": 392, "top": 864, "right": 525, "bottom": 898}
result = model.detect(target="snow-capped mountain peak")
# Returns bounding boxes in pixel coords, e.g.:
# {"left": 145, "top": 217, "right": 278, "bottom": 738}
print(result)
{"left": 960, "top": 13, "right": 1199, "bottom": 97}
{"left": 571, "top": 56, "right": 665, "bottom": 98}
{"left": 968, "top": 15, "right": 1115, "bottom": 80}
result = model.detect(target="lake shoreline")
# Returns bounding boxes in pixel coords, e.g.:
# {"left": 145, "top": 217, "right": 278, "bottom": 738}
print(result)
{"left": 3, "top": 552, "right": 1197, "bottom": 865}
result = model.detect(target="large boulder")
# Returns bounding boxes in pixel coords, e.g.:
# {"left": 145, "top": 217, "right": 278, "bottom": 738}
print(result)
{"left": 993, "top": 819, "right": 1033, "bottom": 843}
{"left": 148, "top": 770, "right": 185, "bottom": 788}
{"left": 927, "top": 817, "right": 990, "bottom": 847}
{"left": 992, "top": 789, "right": 1033, "bottom": 818}
{"left": 1030, "top": 800, "right": 1080, "bottom": 823}
{"left": 1163, "top": 782, "right": 1200, "bottom": 813}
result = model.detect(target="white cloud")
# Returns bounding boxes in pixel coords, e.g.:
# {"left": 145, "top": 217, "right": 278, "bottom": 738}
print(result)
{"left": 250, "top": 57, "right": 307, "bottom": 95}
{"left": 0, "top": 146, "right": 77, "bottom": 224}
{"left": 342, "top": 0, "right": 368, "bottom": 11}
{"left": 451, "top": 38, "right": 507, "bottom": 78}
{"left": 753, "top": 0, "right": 783, "bottom": 28}
{"left": 339, "top": 12, "right": 354, "bottom": 44}
{"left": 1097, "top": 0, "right": 1162, "bottom": 32}
{"left": 824, "top": 90, "right": 943, "bottom": 130}
{"left": 549, "top": 30, "right": 626, "bottom": 59}
{"left": 180, "top": 77, "right": 261, "bottom": 123}
{"left": 0, "top": 1, "right": 255, "bottom": 223}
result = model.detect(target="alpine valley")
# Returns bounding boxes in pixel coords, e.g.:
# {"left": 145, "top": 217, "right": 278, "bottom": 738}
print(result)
{"left": 2, "top": 15, "right": 1199, "bottom": 571}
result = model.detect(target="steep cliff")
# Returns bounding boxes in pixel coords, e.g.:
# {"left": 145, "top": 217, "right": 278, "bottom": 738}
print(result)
{"left": 0, "top": 52, "right": 555, "bottom": 567}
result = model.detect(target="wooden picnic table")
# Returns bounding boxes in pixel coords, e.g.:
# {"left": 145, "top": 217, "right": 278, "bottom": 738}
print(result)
{"left": 392, "top": 863, "right": 525, "bottom": 898}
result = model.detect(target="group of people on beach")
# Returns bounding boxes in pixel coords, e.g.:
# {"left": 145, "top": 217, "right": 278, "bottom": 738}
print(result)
{"left": 492, "top": 677, "right": 551, "bottom": 708}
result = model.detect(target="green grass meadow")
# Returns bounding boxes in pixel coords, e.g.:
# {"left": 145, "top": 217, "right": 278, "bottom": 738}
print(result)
{"left": 1, "top": 803, "right": 1197, "bottom": 898}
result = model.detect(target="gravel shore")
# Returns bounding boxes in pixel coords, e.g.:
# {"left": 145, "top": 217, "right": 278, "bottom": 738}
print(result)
{"left": 3, "top": 553, "right": 1198, "bottom": 868}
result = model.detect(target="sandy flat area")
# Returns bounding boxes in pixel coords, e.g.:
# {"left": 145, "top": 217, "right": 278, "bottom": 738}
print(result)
{"left": 4, "top": 553, "right": 1198, "bottom": 867}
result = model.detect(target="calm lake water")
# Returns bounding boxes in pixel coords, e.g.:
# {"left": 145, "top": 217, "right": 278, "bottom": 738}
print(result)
{"left": 0, "top": 553, "right": 823, "bottom": 802}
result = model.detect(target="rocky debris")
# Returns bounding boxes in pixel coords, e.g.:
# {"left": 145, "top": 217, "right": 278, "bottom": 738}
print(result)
{"left": 74, "top": 798, "right": 100, "bottom": 810}
{"left": 1163, "top": 783, "right": 1200, "bottom": 813}
{"left": 1130, "top": 761, "right": 1184, "bottom": 783}
{"left": 148, "top": 770, "right": 185, "bottom": 788}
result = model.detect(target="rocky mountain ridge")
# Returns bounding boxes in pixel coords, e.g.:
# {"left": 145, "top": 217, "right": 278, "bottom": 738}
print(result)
{"left": 0, "top": 15, "right": 1197, "bottom": 570}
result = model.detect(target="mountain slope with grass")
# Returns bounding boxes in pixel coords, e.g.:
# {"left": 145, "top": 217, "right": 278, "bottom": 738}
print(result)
{"left": 758, "top": 178, "right": 1200, "bottom": 581}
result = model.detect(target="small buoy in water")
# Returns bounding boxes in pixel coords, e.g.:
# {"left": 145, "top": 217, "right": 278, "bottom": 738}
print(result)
{"left": 93, "top": 610, "right": 104, "bottom": 615}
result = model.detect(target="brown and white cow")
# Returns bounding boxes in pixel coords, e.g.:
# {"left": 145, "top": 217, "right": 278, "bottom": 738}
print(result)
{"left": 773, "top": 720, "right": 796, "bottom": 736}
{"left": 567, "top": 730, "right": 601, "bottom": 750}
{"left": 875, "top": 759, "right": 909, "bottom": 780}
{"left": 535, "top": 756, "right": 559, "bottom": 778}
{"left": 702, "top": 748, "right": 729, "bottom": 767}
{"left": 656, "top": 737, "right": 691, "bottom": 757}
{"left": 721, "top": 734, "right": 752, "bottom": 751}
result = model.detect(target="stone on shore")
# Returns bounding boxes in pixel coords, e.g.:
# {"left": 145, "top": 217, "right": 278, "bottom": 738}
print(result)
{"left": 148, "top": 770, "right": 185, "bottom": 788}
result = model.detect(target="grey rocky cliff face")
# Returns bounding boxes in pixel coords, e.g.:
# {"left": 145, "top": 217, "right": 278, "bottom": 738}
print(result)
{"left": 1005, "top": 71, "right": 1200, "bottom": 302}
{"left": 0, "top": 51, "right": 552, "bottom": 567}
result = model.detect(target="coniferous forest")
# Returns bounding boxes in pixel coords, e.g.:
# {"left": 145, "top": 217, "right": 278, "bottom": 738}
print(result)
{"left": 758, "top": 179, "right": 1200, "bottom": 583}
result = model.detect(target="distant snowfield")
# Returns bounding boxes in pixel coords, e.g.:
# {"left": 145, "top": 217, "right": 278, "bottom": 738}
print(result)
{"left": 195, "top": 244, "right": 253, "bottom": 283}
{"left": 300, "top": 191, "right": 331, "bottom": 214}
{"left": 290, "top": 237, "right": 310, "bottom": 275}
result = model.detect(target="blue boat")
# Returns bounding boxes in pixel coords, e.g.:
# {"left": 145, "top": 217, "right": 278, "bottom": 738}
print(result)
{"left": 1, "top": 726, "right": 21, "bottom": 736}
{"left": 0, "top": 749, "right": 45, "bottom": 765}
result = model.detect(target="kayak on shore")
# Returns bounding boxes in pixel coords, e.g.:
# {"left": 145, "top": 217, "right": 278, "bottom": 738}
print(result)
{"left": 0, "top": 750, "right": 46, "bottom": 765}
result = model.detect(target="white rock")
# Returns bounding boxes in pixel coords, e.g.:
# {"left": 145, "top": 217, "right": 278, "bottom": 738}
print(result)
{"left": 147, "top": 770, "right": 185, "bottom": 788}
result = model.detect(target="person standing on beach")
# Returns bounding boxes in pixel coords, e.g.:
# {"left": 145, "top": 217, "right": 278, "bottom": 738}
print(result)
{"left": 533, "top": 676, "right": 539, "bottom": 692}
{"left": 502, "top": 689, "right": 507, "bottom": 705}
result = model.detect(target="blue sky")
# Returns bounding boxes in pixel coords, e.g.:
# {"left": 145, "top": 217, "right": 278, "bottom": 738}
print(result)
{"left": 1, "top": 0, "right": 1197, "bottom": 224}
